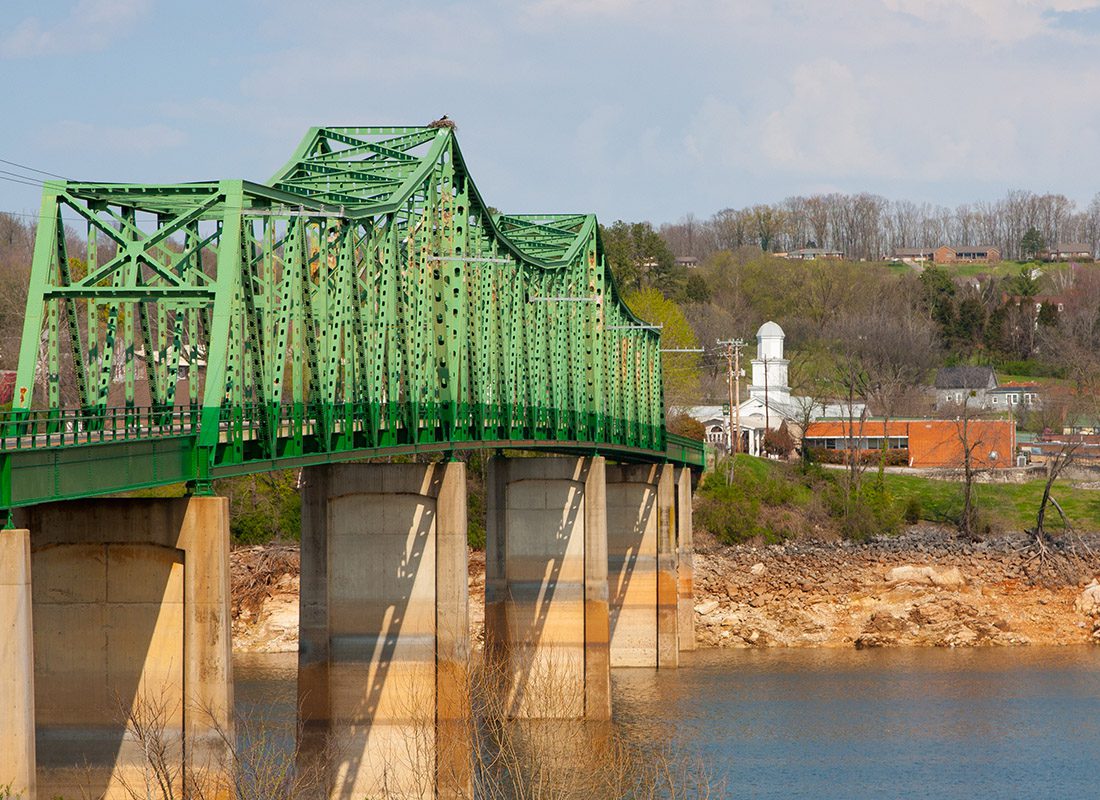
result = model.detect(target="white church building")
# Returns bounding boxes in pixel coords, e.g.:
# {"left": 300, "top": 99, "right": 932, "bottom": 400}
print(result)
{"left": 688, "top": 321, "right": 863, "bottom": 456}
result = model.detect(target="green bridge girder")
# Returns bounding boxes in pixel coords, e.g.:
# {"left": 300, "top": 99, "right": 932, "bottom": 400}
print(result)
{"left": 1, "top": 125, "right": 704, "bottom": 510}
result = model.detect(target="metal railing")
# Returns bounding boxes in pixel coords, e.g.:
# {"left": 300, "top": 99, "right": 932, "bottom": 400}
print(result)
{"left": 0, "top": 401, "right": 701, "bottom": 466}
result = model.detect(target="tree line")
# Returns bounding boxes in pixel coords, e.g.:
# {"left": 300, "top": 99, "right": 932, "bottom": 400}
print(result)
{"left": 657, "top": 190, "right": 1100, "bottom": 262}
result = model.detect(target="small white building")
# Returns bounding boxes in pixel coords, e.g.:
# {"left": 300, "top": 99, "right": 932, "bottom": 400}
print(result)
{"left": 686, "top": 321, "right": 864, "bottom": 456}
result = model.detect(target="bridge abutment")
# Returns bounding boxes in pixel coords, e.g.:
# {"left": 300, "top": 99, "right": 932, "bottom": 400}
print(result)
{"left": 298, "top": 462, "right": 471, "bottom": 800}
{"left": 485, "top": 455, "right": 612, "bottom": 720}
{"left": 16, "top": 496, "right": 232, "bottom": 800}
{"left": 605, "top": 464, "right": 679, "bottom": 668}
{"left": 0, "top": 528, "right": 36, "bottom": 800}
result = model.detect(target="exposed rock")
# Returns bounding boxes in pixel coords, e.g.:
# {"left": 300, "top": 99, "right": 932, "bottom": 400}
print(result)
{"left": 690, "top": 525, "right": 1100, "bottom": 650}
{"left": 694, "top": 600, "right": 720, "bottom": 616}
{"left": 885, "top": 565, "right": 965, "bottom": 588}
{"left": 230, "top": 525, "right": 1100, "bottom": 654}
{"left": 1075, "top": 580, "right": 1100, "bottom": 615}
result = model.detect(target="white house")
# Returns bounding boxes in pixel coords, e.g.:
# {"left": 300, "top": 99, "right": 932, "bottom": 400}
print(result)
{"left": 687, "top": 321, "right": 864, "bottom": 456}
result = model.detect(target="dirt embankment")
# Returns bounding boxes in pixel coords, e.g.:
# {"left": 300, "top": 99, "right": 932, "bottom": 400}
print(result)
{"left": 231, "top": 545, "right": 300, "bottom": 653}
{"left": 230, "top": 527, "right": 1100, "bottom": 654}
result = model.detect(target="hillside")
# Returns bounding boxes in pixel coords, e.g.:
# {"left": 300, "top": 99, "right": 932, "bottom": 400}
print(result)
{"left": 696, "top": 454, "right": 1100, "bottom": 544}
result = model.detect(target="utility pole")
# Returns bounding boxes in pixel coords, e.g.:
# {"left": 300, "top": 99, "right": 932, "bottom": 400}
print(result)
{"left": 718, "top": 338, "right": 745, "bottom": 454}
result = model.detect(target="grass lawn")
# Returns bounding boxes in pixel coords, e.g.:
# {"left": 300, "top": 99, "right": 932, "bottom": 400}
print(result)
{"left": 882, "top": 471, "right": 1100, "bottom": 533}
{"left": 883, "top": 261, "right": 916, "bottom": 276}
{"left": 941, "top": 260, "right": 1058, "bottom": 279}
{"left": 726, "top": 455, "right": 1100, "bottom": 535}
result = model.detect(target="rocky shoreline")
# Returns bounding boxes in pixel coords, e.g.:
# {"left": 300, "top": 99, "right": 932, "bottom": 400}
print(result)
{"left": 692, "top": 524, "right": 1100, "bottom": 649}
{"left": 230, "top": 525, "right": 1100, "bottom": 654}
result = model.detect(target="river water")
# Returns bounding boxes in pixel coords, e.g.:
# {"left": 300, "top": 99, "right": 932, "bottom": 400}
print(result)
{"left": 235, "top": 646, "right": 1100, "bottom": 799}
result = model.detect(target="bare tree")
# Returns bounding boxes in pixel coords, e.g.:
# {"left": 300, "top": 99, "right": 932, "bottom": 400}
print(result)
{"left": 855, "top": 308, "right": 940, "bottom": 483}
{"left": 951, "top": 396, "right": 988, "bottom": 540}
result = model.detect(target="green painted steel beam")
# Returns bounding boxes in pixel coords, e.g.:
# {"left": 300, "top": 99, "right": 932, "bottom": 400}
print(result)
{"left": 3, "top": 124, "right": 704, "bottom": 510}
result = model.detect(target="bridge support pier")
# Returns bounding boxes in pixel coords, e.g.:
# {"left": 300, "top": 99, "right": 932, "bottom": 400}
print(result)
{"left": 675, "top": 466, "right": 696, "bottom": 652}
{"left": 19, "top": 496, "right": 232, "bottom": 800}
{"left": 298, "top": 462, "right": 470, "bottom": 800}
{"left": 605, "top": 464, "right": 679, "bottom": 668}
{"left": 0, "top": 528, "right": 36, "bottom": 800}
{"left": 485, "top": 456, "right": 611, "bottom": 720}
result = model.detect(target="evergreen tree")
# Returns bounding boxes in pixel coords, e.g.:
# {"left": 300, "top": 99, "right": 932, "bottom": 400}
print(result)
{"left": 1020, "top": 227, "right": 1045, "bottom": 261}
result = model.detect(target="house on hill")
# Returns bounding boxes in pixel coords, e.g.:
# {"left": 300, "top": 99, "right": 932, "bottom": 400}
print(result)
{"left": 988, "top": 381, "right": 1041, "bottom": 410}
{"left": 785, "top": 247, "right": 844, "bottom": 260}
{"left": 934, "top": 245, "right": 1000, "bottom": 265}
{"left": 933, "top": 367, "right": 1044, "bottom": 411}
{"left": 1040, "top": 243, "right": 1093, "bottom": 261}
{"left": 893, "top": 247, "right": 936, "bottom": 262}
{"left": 933, "top": 365, "right": 997, "bottom": 408}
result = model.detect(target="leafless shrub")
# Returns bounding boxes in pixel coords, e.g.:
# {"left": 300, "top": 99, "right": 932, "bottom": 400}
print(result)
{"left": 71, "top": 654, "right": 717, "bottom": 800}
{"left": 48, "top": 688, "right": 331, "bottom": 800}
{"left": 456, "top": 654, "right": 720, "bottom": 800}
{"left": 230, "top": 545, "right": 299, "bottom": 620}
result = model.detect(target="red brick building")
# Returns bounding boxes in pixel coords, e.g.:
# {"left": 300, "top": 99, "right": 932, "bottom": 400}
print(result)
{"left": 934, "top": 245, "right": 1001, "bottom": 265}
{"left": 804, "top": 418, "right": 1016, "bottom": 469}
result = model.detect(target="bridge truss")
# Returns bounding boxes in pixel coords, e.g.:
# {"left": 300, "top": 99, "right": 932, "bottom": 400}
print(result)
{"left": 2, "top": 126, "right": 703, "bottom": 510}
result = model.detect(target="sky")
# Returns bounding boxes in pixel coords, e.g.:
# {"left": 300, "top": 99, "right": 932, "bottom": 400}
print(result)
{"left": 3, "top": 0, "right": 1100, "bottom": 225}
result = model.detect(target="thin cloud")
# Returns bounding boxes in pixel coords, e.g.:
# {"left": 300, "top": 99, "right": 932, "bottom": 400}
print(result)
{"left": 882, "top": 0, "right": 1100, "bottom": 43}
{"left": 42, "top": 121, "right": 187, "bottom": 162}
{"left": 1, "top": 0, "right": 151, "bottom": 58}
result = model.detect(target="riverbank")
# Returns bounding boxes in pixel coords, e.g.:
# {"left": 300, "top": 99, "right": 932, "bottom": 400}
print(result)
{"left": 230, "top": 525, "right": 1100, "bottom": 653}
{"left": 692, "top": 524, "right": 1100, "bottom": 648}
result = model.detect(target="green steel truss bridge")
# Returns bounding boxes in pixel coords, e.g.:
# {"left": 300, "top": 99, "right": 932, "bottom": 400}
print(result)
{"left": 1, "top": 125, "right": 703, "bottom": 512}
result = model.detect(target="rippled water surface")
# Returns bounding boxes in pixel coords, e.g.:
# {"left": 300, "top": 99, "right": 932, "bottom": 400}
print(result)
{"left": 236, "top": 646, "right": 1100, "bottom": 799}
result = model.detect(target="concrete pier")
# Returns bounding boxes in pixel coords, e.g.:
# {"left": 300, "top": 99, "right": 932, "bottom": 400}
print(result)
{"left": 21, "top": 496, "right": 232, "bottom": 800}
{"left": 675, "top": 466, "right": 696, "bottom": 652}
{"left": 298, "top": 461, "right": 470, "bottom": 800}
{"left": 605, "top": 464, "right": 678, "bottom": 668}
{"left": 485, "top": 456, "right": 611, "bottom": 720}
{"left": 0, "top": 529, "right": 35, "bottom": 800}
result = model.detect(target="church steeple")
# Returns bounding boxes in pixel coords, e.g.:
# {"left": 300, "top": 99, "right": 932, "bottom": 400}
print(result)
{"left": 749, "top": 320, "right": 790, "bottom": 405}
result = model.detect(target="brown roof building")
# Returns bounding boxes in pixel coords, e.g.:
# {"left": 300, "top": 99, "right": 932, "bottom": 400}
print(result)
{"left": 893, "top": 247, "right": 937, "bottom": 261}
{"left": 934, "top": 245, "right": 1001, "bottom": 265}
{"left": 1040, "top": 243, "right": 1093, "bottom": 261}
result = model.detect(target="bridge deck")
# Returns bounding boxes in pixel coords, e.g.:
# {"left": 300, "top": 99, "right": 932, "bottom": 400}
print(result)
{"left": 0, "top": 403, "right": 703, "bottom": 508}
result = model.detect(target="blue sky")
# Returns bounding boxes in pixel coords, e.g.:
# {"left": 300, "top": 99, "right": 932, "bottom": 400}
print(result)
{"left": 3, "top": 0, "right": 1100, "bottom": 224}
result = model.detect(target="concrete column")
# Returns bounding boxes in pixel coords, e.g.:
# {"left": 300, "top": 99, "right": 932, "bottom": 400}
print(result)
{"left": 178, "top": 497, "right": 234, "bottom": 763}
{"left": 22, "top": 496, "right": 232, "bottom": 800}
{"left": 485, "top": 456, "right": 611, "bottom": 720}
{"left": 0, "top": 529, "right": 35, "bottom": 800}
{"left": 605, "top": 464, "right": 678, "bottom": 668}
{"left": 298, "top": 461, "right": 470, "bottom": 800}
{"left": 656, "top": 464, "right": 679, "bottom": 667}
{"left": 674, "top": 466, "right": 696, "bottom": 652}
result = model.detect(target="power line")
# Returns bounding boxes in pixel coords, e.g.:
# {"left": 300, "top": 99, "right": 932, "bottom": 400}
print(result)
{"left": 0, "top": 173, "right": 44, "bottom": 189}
{"left": 0, "top": 157, "right": 67, "bottom": 180}
{"left": 0, "top": 169, "right": 43, "bottom": 184}
{"left": 0, "top": 208, "right": 99, "bottom": 227}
